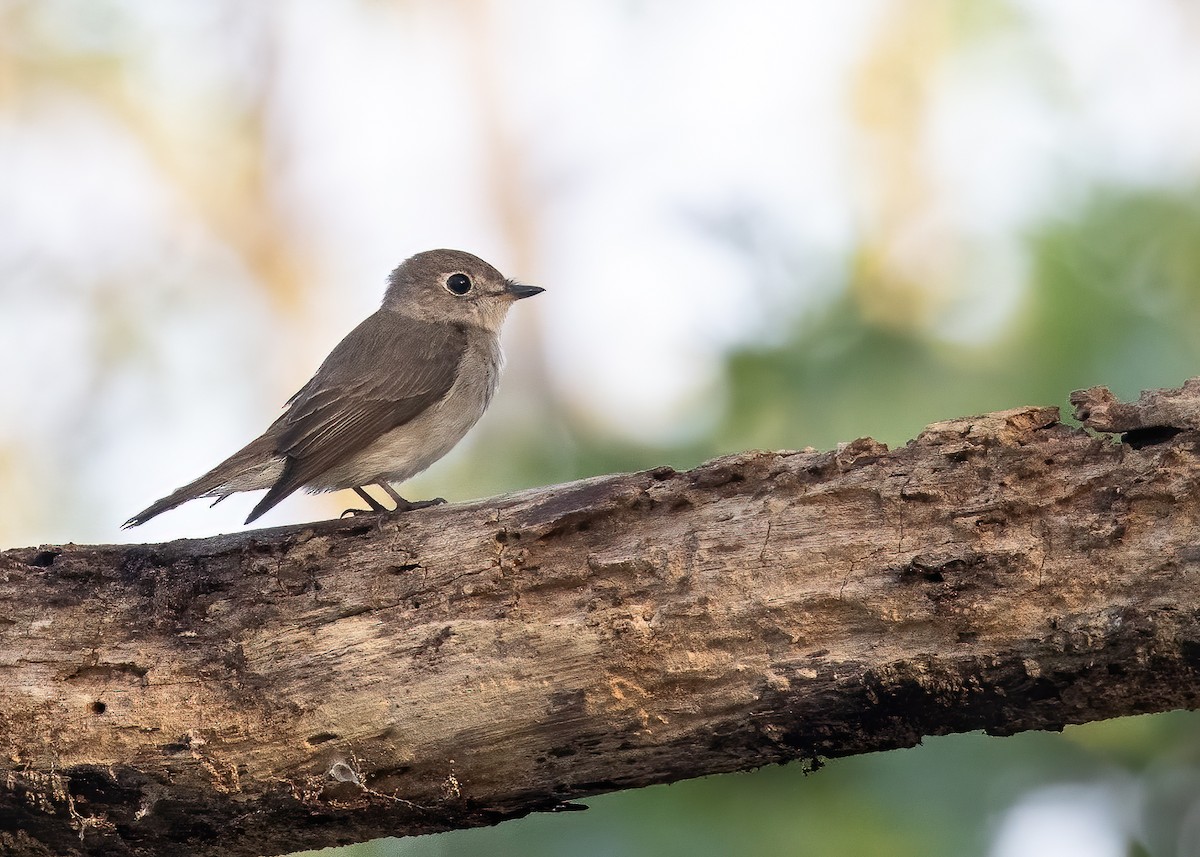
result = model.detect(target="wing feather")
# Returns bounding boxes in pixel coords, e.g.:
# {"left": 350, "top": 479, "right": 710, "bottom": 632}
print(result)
{"left": 244, "top": 312, "right": 466, "bottom": 523}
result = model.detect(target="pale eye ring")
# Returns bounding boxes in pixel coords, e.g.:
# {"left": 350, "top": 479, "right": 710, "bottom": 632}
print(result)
{"left": 445, "top": 273, "right": 472, "bottom": 296}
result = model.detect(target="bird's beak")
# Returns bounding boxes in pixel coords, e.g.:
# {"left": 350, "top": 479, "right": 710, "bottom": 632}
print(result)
{"left": 505, "top": 280, "right": 545, "bottom": 300}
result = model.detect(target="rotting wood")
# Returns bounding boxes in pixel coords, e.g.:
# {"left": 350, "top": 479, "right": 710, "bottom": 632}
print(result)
{"left": 3, "top": 380, "right": 1200, "bottom": 856}
{"left": 1071, "top": 378, "right": 1200, "bottom": 437}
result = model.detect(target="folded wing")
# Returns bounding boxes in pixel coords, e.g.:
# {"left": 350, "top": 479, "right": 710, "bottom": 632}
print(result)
{"left": 245, "top": 311, "right": 466, "bottom": 523}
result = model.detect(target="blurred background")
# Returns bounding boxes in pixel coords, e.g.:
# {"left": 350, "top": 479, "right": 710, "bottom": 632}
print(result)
{"left": 4, "top": 0, "right": 1200, "bottom": 854}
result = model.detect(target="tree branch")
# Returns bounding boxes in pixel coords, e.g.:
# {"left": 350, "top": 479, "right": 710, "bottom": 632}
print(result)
{"left": 4, "top": 381, "right": 1200, "bottom": 856}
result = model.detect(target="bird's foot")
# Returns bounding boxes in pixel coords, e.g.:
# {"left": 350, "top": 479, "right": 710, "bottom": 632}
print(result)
{"left": 340, "top": 506, "right": 382, "bottom": 519}
{"left": 341, "top": 486, "right": 389, "bottom": 519}
{"left": 375, "top": 482, "right": 446, "bottom": 513}
{"left": 392, "top": 496, "right": 446, "bottom": 513}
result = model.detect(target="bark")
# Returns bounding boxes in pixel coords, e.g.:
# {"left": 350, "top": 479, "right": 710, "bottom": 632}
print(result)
{"left": 4, "top": 381, "right": 1200, "bottom": 856}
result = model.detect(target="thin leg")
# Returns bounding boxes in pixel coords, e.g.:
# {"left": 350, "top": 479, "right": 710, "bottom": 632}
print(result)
{"left": 355, "top": 486, "right": 388, "bottom": 511}
{"left": 340, "top": 486, "right": 388, "bottom": 518}
{"left": 377, "top": 482, "right": 445, "bottom": 512}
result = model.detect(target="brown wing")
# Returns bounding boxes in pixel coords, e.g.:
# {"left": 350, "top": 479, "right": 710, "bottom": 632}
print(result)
{"left": 244, "top": 311, "right": 466, "bottom": 523}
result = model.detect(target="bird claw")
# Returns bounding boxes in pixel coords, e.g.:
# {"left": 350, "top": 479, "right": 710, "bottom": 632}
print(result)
{"left": 340, "top": 507, "right": 378, "bottom": 519}
{"left": 340, "top": 497, "right": 445, "bottom": 519}
{"left": 397, "top": 497, "right": 446, "bottom": 512}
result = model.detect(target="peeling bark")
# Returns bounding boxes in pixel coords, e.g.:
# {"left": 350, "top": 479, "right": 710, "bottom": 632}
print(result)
{"left": 3, "top": 381, "right": 1200, "bottom": 856}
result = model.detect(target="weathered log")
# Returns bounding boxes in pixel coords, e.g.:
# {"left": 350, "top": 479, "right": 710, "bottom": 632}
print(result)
{"left": 1071, "top": 377, "right": 1200, "bottom": 434}
{"left": 3, "top": 381, "right": 1200, "bottom": 856}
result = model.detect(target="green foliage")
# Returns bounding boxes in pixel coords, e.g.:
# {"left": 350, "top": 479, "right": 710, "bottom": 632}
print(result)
{"left": 715, "top": 187, "right": 1200, "bottom": 455}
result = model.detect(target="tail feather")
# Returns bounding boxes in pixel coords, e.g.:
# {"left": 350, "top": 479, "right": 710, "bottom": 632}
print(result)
{"left": 123, "top": 432, "right": 278, "bottom": 528}
{"left": 242, "top": 457, "right": 302, "bottom": 525}
{"left": 123, "top": 482, "right": 220, "bottom": 529}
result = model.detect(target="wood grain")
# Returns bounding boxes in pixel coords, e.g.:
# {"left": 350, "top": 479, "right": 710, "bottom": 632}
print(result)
{"left": 3, "top": 381, "right": 1200, "bottom": 856}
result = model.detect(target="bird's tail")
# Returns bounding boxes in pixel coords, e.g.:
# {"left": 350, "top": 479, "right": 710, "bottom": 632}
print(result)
{"left": 123, "top": 431, "right": 278, "bottom": 528}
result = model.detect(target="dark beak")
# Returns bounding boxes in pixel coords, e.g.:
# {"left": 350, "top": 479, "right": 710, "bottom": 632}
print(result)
{"left": 506, "top": 281, "right": 545, "bottom": 300}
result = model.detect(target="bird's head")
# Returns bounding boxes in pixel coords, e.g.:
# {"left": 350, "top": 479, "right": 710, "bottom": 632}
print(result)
{"left": 383, "top": 249, "right": 543, "bottom": 332}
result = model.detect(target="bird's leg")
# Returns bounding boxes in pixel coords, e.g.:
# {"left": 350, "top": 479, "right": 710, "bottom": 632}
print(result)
{"left": 340, "top": 486, "right": 389, "bottom": 518}
{"left": 378, "top": 482, "right": 446, "bottom": 512}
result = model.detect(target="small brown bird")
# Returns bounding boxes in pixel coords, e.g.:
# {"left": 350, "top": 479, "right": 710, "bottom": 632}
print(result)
{"left": 125, "top": 249, "right": 543, "bottom": 527}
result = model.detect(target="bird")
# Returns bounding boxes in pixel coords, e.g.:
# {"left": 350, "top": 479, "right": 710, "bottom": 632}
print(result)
{"left": 124, "top": 249, "right": 543, "bottom": 528}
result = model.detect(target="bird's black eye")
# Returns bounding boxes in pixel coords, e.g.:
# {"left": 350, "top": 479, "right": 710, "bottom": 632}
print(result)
{"left": 445, "top": 273, "right": 472, "bottom": 296}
